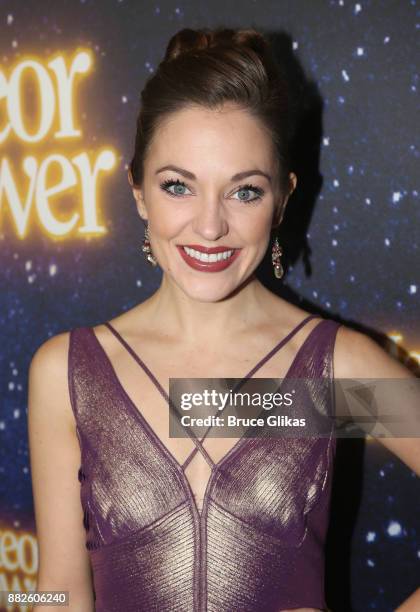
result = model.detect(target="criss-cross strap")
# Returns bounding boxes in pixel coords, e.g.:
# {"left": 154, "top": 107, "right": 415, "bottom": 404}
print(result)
{"left": 102, "top": 313, "right": 321, "bottom": 471}
{"left": 181, "top": 313, "right": 322, "bottom": 469}
{"left": 103, "top": 321, "right": 216, "bottom": 468}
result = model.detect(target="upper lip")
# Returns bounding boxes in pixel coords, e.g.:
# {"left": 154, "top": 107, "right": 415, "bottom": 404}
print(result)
{"left": 179, "top": 244, "right": 237, "bottom": 254}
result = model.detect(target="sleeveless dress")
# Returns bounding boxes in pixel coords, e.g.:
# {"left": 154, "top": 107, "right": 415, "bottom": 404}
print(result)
{"left": 68, "top": 314, "right": 341, "bottom": 611}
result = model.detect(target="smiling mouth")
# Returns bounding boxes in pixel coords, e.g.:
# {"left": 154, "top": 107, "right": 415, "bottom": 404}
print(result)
{"left": 181, "top": 245, "right": 236, "bottom": 263}
{"left": 176, "top": 245, "right": 241, "bottom": 271}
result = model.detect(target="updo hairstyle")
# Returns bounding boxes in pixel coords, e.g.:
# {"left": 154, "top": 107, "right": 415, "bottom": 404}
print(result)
{"left": 130, "top": 27, "right": 297, "bottom": 199}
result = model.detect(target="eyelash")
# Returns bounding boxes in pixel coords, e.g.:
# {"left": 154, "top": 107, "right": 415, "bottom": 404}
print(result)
{"left": 159, "top": 178, "right": 265, "bottom": 203}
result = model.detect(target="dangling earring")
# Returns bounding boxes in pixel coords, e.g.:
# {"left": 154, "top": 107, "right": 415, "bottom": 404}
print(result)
{"left": 271, "top": 236, "right": 284, "bottom": 279}
{"left": 141, "top": 224, "right": 158, "bottom": 267}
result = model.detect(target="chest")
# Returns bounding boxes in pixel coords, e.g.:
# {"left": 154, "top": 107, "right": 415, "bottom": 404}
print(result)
{"left": 100, "top": 341, "right": 310, "bottom": 513}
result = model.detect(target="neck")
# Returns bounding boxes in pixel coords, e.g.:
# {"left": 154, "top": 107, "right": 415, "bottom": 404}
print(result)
{"left": 143, "top": 272, "right": 277, "bottom": 345}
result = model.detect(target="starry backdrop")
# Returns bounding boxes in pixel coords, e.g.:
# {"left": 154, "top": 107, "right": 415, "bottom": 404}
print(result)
{"left": 0, "top": 1, "right": 419, "bottom": 611}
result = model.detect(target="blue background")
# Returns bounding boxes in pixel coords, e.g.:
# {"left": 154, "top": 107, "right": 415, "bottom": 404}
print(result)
{"left": 0, "top": 1, "right": 419, "bottom": 610}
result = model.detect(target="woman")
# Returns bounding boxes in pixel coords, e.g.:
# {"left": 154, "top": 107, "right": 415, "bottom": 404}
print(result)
{"left": 28, "top": 27, "right": 420, "bottom": 612}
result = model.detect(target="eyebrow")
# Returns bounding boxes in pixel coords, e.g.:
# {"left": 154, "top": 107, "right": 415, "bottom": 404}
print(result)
{"left": 155, "top": 164, "right": 272, "bottom": 183}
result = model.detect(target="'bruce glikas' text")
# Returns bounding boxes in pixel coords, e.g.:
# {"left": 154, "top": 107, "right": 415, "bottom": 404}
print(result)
{"left": 180, "top": 414, "right": 306, "bottom": 428}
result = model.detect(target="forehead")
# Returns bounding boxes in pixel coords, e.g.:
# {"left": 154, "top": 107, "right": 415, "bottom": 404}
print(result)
{"left": 145, "top": 104, "right": 276, "bottom": 174}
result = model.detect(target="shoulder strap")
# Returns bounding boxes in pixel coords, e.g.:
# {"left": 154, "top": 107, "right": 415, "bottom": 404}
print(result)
{"left": 292, "top": 318, "right": 342, "bottom": 432}
{"left": 302, "top": 318, "right": 342, "bottom": 379}
{"left": 68, "top": 326, "right": 108, "bottom": 445}
{"left": 182, "top": 314, "right": 324, "bottom": 469}
{"left": 98, "top": 314, "right": 320, "bottom": 469}
{"left": 243, "top": 314, "right": 321, "bottom": 379}
{"left": 68, "top": 327, "right": 84, "bottom": 424}
{"left": 68, "top": 327, "right": 93, "bottom": 466}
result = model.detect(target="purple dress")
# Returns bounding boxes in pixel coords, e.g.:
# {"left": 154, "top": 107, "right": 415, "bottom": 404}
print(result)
{"left": 68, "top": 314, "right": 341, "bottom": 611}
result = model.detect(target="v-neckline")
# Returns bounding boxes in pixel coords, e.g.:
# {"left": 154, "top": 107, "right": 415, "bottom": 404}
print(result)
{"left": 86, "top": 315, "right": 324, "bottom": 478}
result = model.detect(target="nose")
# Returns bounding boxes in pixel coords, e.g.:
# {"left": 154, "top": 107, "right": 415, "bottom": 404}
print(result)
{"left": 192, "top": 196, "right": 229, "bottom": 242}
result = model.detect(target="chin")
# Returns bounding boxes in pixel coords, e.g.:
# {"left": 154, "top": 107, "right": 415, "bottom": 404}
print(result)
{"left": 177, "top": 277, "right": 240, "bottom": 303}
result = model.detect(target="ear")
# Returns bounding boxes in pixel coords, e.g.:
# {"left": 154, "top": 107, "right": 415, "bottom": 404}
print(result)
{"left": 272, "top": 172, "right": 297, "bottom": 229}
{"left": 128, "top": 169, "right": 148, "bottom": 221}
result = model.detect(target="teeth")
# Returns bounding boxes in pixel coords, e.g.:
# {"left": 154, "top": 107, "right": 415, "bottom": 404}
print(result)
{"left": 183, "top": 246, "right": 234, "bottom": 263}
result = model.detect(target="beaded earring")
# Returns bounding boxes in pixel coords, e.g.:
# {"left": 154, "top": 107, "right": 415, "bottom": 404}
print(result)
{"left": 141, "top": 224, "right": 158, "bottom": 266}
{"left": 271, "top": 236, "right": 284, "bottom": 279}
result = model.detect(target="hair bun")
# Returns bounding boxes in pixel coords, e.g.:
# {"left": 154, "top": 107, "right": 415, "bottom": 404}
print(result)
{"left": 164, "top": 27, "right": 270, "bottom": 62}
{"left": 132, "top": 25, "right": 294, "bottom": 191}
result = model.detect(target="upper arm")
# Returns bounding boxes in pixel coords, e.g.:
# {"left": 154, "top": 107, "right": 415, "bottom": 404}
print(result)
{"left": 27, "top": 332, "right": 95, "bottom": 609}
{"left": 333, "top": 325, "right": 420, "bottom": 476}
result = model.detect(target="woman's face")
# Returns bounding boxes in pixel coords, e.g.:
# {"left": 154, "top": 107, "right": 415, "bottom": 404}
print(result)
{"left": 130, "top": 103, "right": 296, "bottom": 302}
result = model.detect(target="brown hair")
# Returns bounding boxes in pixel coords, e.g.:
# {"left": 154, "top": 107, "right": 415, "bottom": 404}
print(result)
{"left": 130, "top": 27, "right": 296, "bottom": 193}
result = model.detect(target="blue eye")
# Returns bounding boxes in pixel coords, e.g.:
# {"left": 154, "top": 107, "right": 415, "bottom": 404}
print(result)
{"left": 159, "top": 178, "right": 264, "bottom": 203}
{"left": 233, "top": 184, "right": 265, "bottom": 203}
{"left": 160, "top": 178, "right": 192, "bottom": 197}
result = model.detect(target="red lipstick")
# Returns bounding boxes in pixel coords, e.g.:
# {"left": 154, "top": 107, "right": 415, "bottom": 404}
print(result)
{"left": 176, "top": 245, "right": 241, "bottom": 272}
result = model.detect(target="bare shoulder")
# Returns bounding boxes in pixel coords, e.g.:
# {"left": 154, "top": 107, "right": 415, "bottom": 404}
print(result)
{"left": 332, "top": 324, "right": 420, "bottom": 476}
{"left": 333, "top": 324, "right": 414, "bottom": 379}
{"left": 29, "top": 330, "right": 75, "bottom": 431}
{"left": 31, "top": 329, "right": 69, "bottom": 367}
{"left": 28, "top": 331, "right": 95, "bottom": 601}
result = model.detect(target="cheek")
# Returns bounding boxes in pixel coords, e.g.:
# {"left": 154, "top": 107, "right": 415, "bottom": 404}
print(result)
{"left": 150, "top": 207, "right": 186, "bottom": 237}
{"left": 243, "top": 210, "right": 272, "bottom": 240}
